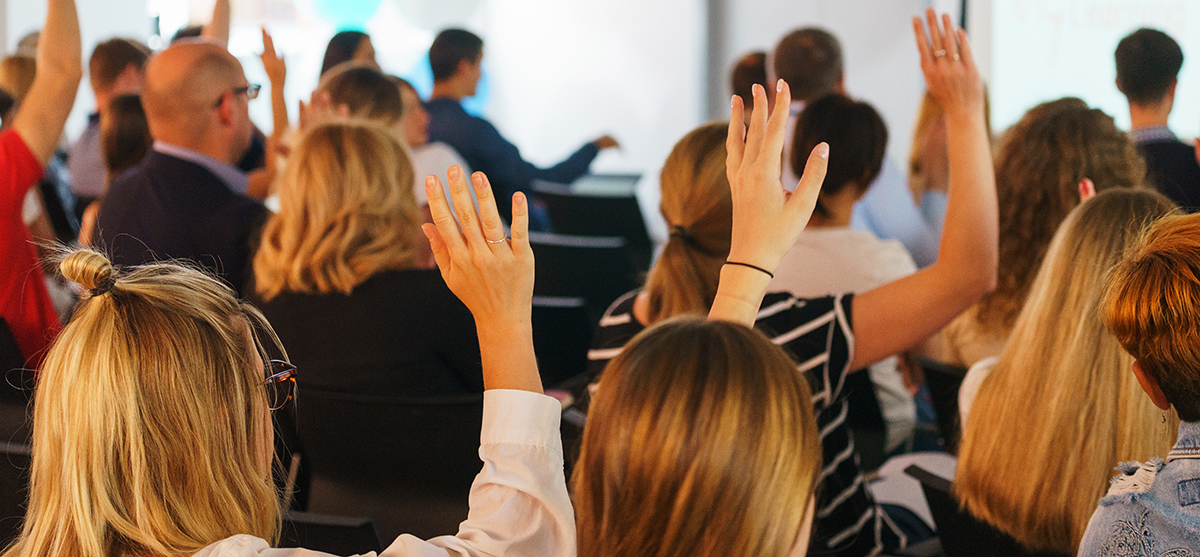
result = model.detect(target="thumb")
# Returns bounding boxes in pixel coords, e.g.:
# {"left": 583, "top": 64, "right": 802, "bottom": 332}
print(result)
{"left": 787, "top": 142, "right": 830, "bottom": 219}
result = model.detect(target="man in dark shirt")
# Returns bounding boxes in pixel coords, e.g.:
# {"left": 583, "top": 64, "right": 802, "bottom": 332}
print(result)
{"left": 424, "top": 28, "right": 618, "bottom": 222}
{"left": 93, "top": 41, "right": 267, "bottom": 293}
{"left": 1116, "top": 28, "right": 1200, "bottom": 212}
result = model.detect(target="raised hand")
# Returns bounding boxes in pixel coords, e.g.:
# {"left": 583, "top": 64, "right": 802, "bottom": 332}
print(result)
{"left": 912, "top": 8, "right": 984, "bottom": 120}
{"left": 259, "top": 28, "right": 286, "bottom": 87}
{"left": 710, "top": 80, "right": 828, "bottom": 325}
{"left": 422, "top": 166, "right": 541, "bottom": 393}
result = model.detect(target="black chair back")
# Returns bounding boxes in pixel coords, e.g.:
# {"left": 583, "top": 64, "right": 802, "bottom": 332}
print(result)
{"left": 904, "top": 465, "right": 1069, "bottom": 557}
{"left": 529, "top": 232, "right": 639, "bottom": 318}
{"left": 0, "top": 442, "right": 30, "bottom": 548}
{"left": 532, "top": 296, "right": 595, "bottom": 389}
{"left": 532, "top": 181, "right": 653, "bottom": 271}
{"left": 279, "top": 511, "right": 382, "bottom": 555}
{"left": 296, "top": 388, "right": 484, "bottom": 542}
{"left": 916, "top": 356, "right": 968, "bottom": 454}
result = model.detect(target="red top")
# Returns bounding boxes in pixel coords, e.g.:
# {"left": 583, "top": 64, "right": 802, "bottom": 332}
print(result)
{"left": 1, "top": 129, "right": 56, "bottom": 368}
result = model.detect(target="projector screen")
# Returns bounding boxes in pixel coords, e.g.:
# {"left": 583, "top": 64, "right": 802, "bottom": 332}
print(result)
{"left": 990, "top": 0, "right": 1199, "bottom": 139}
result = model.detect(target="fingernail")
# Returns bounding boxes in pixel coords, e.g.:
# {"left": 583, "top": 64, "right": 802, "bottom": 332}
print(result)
{"left": 425, "top": 175, "right": 436, "bottom": 190}
{"left": 448, "top": 166, "right": 459, "bottom": 179}
{"left": 731, "top": 94, "right": 737, "bottom": 108}
{"left": 817, "top": 142, "right": 829, "bottom": 159}
{"left": 776, "top": 78, "right": 784, "bottom": 92}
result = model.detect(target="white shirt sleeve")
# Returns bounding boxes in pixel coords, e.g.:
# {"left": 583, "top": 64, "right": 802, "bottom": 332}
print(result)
{"left": 197, "top": 390, "right": 574, "bottom": 557}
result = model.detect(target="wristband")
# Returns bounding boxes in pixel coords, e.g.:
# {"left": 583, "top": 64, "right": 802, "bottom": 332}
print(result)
{"left": 724, "top": 261, "right": 774, "bottom": 279}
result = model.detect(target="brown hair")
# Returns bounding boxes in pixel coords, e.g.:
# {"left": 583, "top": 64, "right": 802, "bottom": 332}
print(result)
{"left": 574, "top": 316, "right": 821, "bottom": 557}
{"left": 0, "top": 56, "right": 36, "bottom": 104}
{"left": 89, "top": 38, "right": 150, "bottom": 94}
{"left": 730, "top": 51, "right": 767, "bottom": 105}
{"left": 4, "top": 249, "right": 282, "bottom": 557}
{"left": 643, "top": 122, "right": 731, "bottom": 324}
{"left": 317, "top": 63, "right": 403, "bottom": 126}
{"left": 100, "top": 94, "right": 151, "bottom": 182}
{"left": 253, "top": 121, "right": 421, "bottom": 299}
{"left": 1104, "top": 212, "right": 1200, "bottom": 422}
{"left": 773, "top": 28, "right": 842, "bottom": 102}
{"left": 792, "top": 93, "right": 887, "bottom": 218}
{"left": 974, "top": 97, "right": 1149, "bottom": 333}
{"left": 956, "top": 188, "right": 1178, "bottom": 554}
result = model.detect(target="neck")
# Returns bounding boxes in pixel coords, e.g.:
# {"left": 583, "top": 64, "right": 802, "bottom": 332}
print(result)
{"left": 155, "top": 135, "right": 237, "bottom": 165}
{"left": 809, "top": 192, "right": 857, "bottom": 228}
{"left": 1129, "top": 99, "right": 1172, "bottom": 129}
{"left": 431, "top": 80, "right": 464, "bottom": 102}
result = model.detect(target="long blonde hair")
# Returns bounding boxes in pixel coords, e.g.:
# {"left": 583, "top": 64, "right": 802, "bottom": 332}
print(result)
{"left": 643, "top": 122, "right": 731, "bottom": 324}
{"left": 4, "top": 249, "right": 282, "bottom": 557}
{"left": 253, "top": 121, "right": 421, "bottom": 299}
{"left": 574, "top": 317, "right": 822, "bottom": 557}
{"left": 955, "top": 188, "right": 1178, "bottom": 554}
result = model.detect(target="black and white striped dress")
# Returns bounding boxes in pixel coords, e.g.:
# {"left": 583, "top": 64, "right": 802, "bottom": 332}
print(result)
{"left": 585, "top": 290, "right": 906, "bottom": 557}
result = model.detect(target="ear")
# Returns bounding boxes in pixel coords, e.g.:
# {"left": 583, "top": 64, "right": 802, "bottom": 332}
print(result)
{"left": 1115, "top": 77, "right": 1125, "bottom": 95}
{"left": 835, "top": 76, "right": 846, "bottom": 95}
{"left": 1166, "top": 79, "right": 1178, "bottom": 99}
{"left": 456, "top": 58, "right": 474, "bottom": 77}
{"left": 1133, "top": 360, "right": 1172, "bottom": 411}
{"left": 215, "top": 93, "right": 235, "bottom": 126}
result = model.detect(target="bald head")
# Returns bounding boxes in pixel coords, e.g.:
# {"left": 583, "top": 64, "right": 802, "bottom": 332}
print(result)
{"left": 143, "top": 41, "right": 250, "bottom": 159}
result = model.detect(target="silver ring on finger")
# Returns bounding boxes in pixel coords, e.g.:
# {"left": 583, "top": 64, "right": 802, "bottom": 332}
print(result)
{"left": 934, "top": 49, "right": 947, "bottom": 58}
{"left": 951, "top": 53, "right": 961, "bottom": 62}
{"left": 486, "top": 236, "right": 508, "bottom": 244}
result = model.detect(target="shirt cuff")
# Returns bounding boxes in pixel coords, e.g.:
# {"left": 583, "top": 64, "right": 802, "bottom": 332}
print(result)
{"left": 481, "top": 390, "right": 562, "bottom": 449}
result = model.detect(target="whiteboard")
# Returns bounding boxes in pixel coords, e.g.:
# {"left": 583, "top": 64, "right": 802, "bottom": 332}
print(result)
{"left": 990, "top": 0, "right": 1199, "bottom": 139}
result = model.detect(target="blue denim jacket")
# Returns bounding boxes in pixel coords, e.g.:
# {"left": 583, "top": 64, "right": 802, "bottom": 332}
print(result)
{"left": 1078, "top": 421, "right": 1200, "bottom": 556}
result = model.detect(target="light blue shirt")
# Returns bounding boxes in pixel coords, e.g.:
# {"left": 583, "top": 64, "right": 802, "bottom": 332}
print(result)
{"left": 851, "top": 156, "right": 946, "bottom": 268}
{"left": 152, "top": 141, "right": 249, "bottom": 195}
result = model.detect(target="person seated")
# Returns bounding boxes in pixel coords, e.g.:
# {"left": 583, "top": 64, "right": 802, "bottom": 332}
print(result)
{"left": 586, "top": 11, "right": 995, "bottom": 555}
{"left": 774, "top": 27, "right": 944, "bottom": 267}
{"left": 954, "top": 188, "right": 1177, "bottom": 555}
{"left": 320, "top": 30, "right": 377, "bottom": 76}
{"left": 1076, "top": 212, "right": 1200, "bottom": 556}
{"left": 424, "top": 28, "right": 618, "bottom": 222}
{"left": 67, "top": 38, "right": 149, "bottom": 215}
{"left": 251, "top": 121, "right": 482, "bottom": 396}
{"left": 0, "top": 0, "right": 80, "bottom": 369}
{"left": 730, "top": 50, "right": 768, "bottom": 127}
{"left": 394, "top": 76, "right": 472, "bottom": 210}
{"left": 93, "top": 40, "right": 268, "bottom": 295}
{"left": 938, "top": 97, "right": 1150, "bottom": 368}
{"left": 1115, "top": 28, "right": 1200, "bottom": 211}
{"left": 772, "top": 93, "right": 918, "bottom": 455}
{"left": 77, "top": 94, "right": 151, "bottom": 246}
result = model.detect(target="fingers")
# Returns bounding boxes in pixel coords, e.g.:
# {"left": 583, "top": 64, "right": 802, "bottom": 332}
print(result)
{"left": 471, "top": 172, "right": 508, "bottom": 247}
{"left": 760, "top": 80, "right": 792, "bottom": 178}
{"left": 957, "top": 28, "right": 976, "bottom": 70}
{"left": 421, "top": 223, "right": 450, "bottom": 274}
{"left": 926, "top": 8, "right": 945, "bottom": 55}
{"left": 788, "top": 142, "right": 830, "bottom": 219}
{"left": 446, "top": 166, "right": 487, "bottom": 248}
{"left": 941, "top": 13, "right": 960, "bottom": 59}
{"left": 912, "top": 16, "right": 932, "bottom": 64}
{"left": 726, "top": 95, "right": 746, "bottom": 180}
{"left": 742, "top": 84, "right": 769, "bottom": 169}
{"left": 425, "top": 174, "right": 467, "bottom": 257}
{"left": 509, "top": 192, "right": 532, "bottom": 258}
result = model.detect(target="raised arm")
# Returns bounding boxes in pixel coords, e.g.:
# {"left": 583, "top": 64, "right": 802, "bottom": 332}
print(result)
{"left": 200, "top": 0, "right": 231, "bottom": 49}
{"left": 12, "top": 0, "right": 82, "bottom": 167}
{"left": 246, "top": 28, "right": 289, "bottom": 200}
{"left": 422, "top": 166, "right": 542, "bottom": 393}
{"left": 710, "top": 80, "right": 829, "bottom": 325}
{"left": 848, "top": 9, "right": 997, "bottom": 369}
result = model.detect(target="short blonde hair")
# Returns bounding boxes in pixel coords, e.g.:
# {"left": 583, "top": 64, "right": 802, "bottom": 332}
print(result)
{"left": 957, "top": 188, "right": 1178, "bottom": 554}
{"left": 253, "top": 121, "right": 421, "bottom": 299}
{"left": 4, "top": 249, "right": 281, "bottom": 557}
{"left": 574, "top": 317, "right": 821, "bottom": 557}
{"left": 1104, "top": 212, "right": 1200, "bottom": 422}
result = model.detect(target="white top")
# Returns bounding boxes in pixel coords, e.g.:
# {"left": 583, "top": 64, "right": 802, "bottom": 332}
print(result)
{"left": 192, "top": 389, "right": 574, "bottom": 557}
{"left": 411, "top": 142, "right": 471, "bottom": 208}
{"left": 958, "top": 355, "right": 998, "bottom": 429}
{"left": 769, "top": 227, "right": 919, "bottom": 451}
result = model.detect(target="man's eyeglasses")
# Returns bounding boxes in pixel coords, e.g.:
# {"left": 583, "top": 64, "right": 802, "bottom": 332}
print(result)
{"left": 264, "top": 359, "right": 296, "bottom": 410}
{"left": 213, "top": 84, "right": 262, "bottom": 108}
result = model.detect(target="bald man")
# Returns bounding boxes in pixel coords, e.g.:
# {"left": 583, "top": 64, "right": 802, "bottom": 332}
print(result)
{"left": 93, "top": 41, "right": 266, "bottom": 293}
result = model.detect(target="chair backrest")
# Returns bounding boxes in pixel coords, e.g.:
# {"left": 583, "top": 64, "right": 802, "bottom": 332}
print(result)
{"left": 529, "top": 232, "right": 640, "bottom": 318}
{"left": 532, "top": 296, "right": 596, "bottom": 389}
{"left": 0, "top": 442, "right": 31, "bottom": 548}
{"left": 570, "top": 173, "right": 641, "bottom": 196}
{"left": 279, "top": 511, "right": 382, "bottom": 555}
{"left": 904, "top": 465, "right": 1069, "bottom": 557}
{"left": 916, "top": 356, "right": 968, "bottom": 454}
{"left": 295, "top": 388, "right": 484, "bottom": 541}
{"left": 532, "top": 181, "right": 653, "bottom": 271}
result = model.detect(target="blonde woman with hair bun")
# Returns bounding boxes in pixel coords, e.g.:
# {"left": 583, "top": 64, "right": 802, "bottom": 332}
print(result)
{"left": 252, "top": 121, "right": 484, "bottom": 396}
{"left": 955, "top": 188, "right": 1178, "bottom": 555}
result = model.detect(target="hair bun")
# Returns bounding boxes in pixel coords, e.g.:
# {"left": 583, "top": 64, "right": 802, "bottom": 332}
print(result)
{"left": 60, "top": 249, "right": 116, "bottom": 296}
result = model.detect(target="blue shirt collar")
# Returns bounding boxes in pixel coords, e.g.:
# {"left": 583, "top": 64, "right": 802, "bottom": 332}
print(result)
{"left": 1129, "top": 125, "right": 1177, "bottom": 144}
{"left": 1168, "top": 421, "right": 1200, "bottom": 461}
{"left": 152, "top": 140, "right": 249, "bottom": 195}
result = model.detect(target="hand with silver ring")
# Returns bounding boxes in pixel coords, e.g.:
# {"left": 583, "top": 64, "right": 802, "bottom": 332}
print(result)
{"left": 486, "top": 236, "right": 507, "bottom": 244}
{"left": 934, "top": 49, "right": 947, "bottom": 57}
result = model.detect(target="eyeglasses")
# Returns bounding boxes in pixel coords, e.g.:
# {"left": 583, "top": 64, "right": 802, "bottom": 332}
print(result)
{"left": 263, "top": 359, "right": 296, "bottom": 410}
{"left": 213, "top": 84, "right": 262, "bottom": 107}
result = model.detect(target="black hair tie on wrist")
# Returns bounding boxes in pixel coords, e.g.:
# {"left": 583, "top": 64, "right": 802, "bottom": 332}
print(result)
{"left": 724, "top": 261, "right": 774, "bottom": 279}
